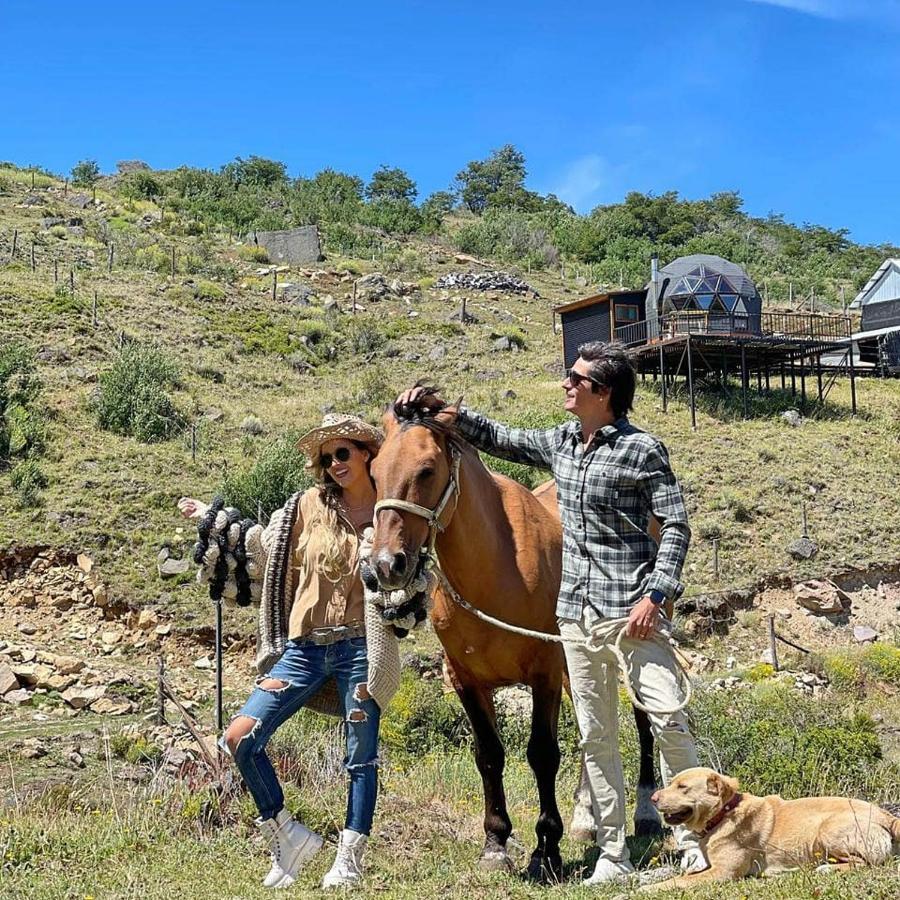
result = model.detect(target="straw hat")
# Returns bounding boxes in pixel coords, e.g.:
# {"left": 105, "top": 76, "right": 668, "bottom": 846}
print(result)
{"left": 296, "top": 413, "right": 383, "bottom": 467}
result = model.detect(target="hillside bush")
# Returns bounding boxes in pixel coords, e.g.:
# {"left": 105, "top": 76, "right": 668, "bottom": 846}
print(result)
{"left": 94, "top": 343, "right": 183, "bottom": 443}
{"left": 194, "top": 280, "right": 226, "bottom": 302}
{"left": 689, "top": 680, "right": 888, "bottom": 797}
{"left": 0, "top": 341, "right": 45, "bottom": 463}
{"left": 70, "top": 159, "right": 100, "bottom": 186}
{"left": 236, "top": 244, "right": 269, "bottom": 263}
{"left": 860, "top": 643, "right": 900, "bottom": 687}
{"left": 10, "top": 460, "right": 48, "bottom": 506}
{"left": 221, "top": 430, "right": 313, "bottom": 519}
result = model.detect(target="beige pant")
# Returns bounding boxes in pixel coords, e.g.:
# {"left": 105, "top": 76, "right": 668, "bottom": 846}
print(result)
{"left": 560, "top": 612, "right": 699, "bottom": 863}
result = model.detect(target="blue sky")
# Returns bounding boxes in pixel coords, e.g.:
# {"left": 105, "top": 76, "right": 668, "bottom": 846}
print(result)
{"left": 3, "top": 0, "right": 899, "bottom": 245}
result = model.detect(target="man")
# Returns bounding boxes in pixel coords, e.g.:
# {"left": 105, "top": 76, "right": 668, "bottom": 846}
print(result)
{"left": 398, "top": 341, "right": 704, "bottom": 884}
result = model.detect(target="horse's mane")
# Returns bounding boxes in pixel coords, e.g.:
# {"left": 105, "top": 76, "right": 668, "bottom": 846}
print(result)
{"left": 388, "top": 385, "right": 466, "bottom": 454}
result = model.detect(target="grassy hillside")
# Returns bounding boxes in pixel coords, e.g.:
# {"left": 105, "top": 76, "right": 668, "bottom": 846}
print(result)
{"left": 2, "top": 160, "right": 900, "bottom": 899}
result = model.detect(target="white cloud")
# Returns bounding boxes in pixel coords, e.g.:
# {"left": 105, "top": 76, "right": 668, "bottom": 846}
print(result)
{"left": 549, "top": 155, "right": 612, "bottom": 211}
{"left": 745, "top": 0, "right": 841, "bottom": 16}
{"left": 744, "top": 0, "right": 900, "bottom": 20}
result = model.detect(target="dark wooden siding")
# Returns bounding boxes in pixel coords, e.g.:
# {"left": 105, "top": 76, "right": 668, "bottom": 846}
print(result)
{"left": 561, "top": 301, "right": 610, "bottom": 367}
{"left": 862, "top": 298, "right": 900, "bottom": 331}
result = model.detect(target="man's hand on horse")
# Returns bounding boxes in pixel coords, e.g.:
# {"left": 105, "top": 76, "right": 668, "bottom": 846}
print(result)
{"left": 177, "top": 497, "right": 209, "bottom": 520}
{"left": 395, "top": 386, "right": 445, "bottom": 413}
{"left": 626, "top": 595, "right": 660, "bottom": 640}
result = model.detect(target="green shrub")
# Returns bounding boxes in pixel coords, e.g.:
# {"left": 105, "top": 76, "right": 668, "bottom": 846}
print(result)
{"left": 194, "top": 280, "right": 226, "bottom": 301}
{"left": 10, "top": 460, "right": 48, "bottom": 506}
{"left": 296, "top": 319, "right": 330, "bottom": 345}
{"left": 237, "top": 244, "right": 269, "bottom": 263}
{"left": 823, "top": 651, "right": 864, "bottom": 692}
{"left": 344, "top": 321, "right": 386, "bottom": 355}
{"left": 380, "top": 671, "right": 469, "bottom": 756}
{"left": 71, "top": 159, "right": 100, "bottom": 186}
{"left": 860, "top": 643, "right": 900, "bottom": 687}
{"left": 688, "top": 680, "right": 889, "bottom": 797}
{"left": 222, "top": 429, "right": 314, "bottom": 519}
{"left": 744, "top": 662, "right": 775, "bottom": 682}
{"left": 94, "top": 343, "right": 183, "bottom": 443}
{"left": 0, "top": 341, "right": 44, "bottom": 462}
{"left": 109, "top": 732, "right": 161, "bottom": 764}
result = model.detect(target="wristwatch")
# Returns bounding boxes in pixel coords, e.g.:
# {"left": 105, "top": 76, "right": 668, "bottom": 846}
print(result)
{"left": 649, "top": 589, "right": 667, "bottom": 605}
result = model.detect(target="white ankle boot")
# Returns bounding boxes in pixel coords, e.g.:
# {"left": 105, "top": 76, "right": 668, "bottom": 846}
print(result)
{"left": 258, "top": 808, "right": 323, "bottom": 889}
{"left": 321, "top": 828, "right": 367, "bottom": 889}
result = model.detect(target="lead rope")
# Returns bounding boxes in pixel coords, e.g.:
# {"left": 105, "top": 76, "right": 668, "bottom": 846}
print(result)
{"left": 429, "top": 563, "right": 692, "bottom": 716}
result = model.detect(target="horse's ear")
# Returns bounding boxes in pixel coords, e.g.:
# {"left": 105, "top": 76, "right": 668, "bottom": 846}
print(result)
{"left": 435, "top": 397, "right": 462, "bottom": 427}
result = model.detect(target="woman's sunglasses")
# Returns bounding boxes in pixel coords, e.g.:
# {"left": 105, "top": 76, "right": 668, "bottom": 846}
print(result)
{"left": 565, "top": 368, "right": 604, "bottom": 390}
{"left": 320, "top": 446, "right": 353, "bottom": 469}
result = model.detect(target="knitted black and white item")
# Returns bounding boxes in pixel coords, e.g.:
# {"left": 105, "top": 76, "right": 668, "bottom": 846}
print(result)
{"left": 254, "top": 491, "right": 303, "bottom": 674}
{"left": 192, "top": 497, "right": 257, "bottom": 607}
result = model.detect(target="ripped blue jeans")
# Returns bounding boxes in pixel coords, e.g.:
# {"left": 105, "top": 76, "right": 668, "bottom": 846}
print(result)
{"left": 224, "top": 636, "right": 380, "bottom": 833}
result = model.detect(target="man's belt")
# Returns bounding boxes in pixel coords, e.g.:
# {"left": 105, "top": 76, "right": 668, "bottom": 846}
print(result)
{"left": 300, "top": 623, "right": 366, "bottom": 646}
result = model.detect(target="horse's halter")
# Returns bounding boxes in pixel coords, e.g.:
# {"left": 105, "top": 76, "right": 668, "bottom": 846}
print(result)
{"left": 373, "top": 444, "right": 461, "bottom": 560}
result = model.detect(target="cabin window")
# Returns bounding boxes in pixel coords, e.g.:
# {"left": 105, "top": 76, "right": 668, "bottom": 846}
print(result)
{"left": 614, "top": 304, "right": 640, "bottom": 323}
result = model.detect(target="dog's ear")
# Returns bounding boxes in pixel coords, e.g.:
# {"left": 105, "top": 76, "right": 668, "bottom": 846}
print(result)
{"left": 707, "top": 772, "right": 739, "bottom": 800}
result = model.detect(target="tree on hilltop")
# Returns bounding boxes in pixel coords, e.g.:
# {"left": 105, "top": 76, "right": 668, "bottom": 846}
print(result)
{"left": 71, "top": 159, "right": 100, "bottom": 186}
{"left": 455, "top": 144, "right": 536, "bottom": 215}
{"left": 222, "top": 156, "right": 287, "bottom": 188}
{"left": 365, "top": 165, "right": 417, "bottom": 203}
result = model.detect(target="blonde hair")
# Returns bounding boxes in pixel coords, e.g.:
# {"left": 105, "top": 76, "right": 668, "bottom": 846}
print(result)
{"left": 296, "top": 439, "right": 377, "bottom": 583}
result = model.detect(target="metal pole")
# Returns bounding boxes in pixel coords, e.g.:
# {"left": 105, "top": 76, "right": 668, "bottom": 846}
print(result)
{"left": 30, "top": 242, "right": 35, "bottom": 272}
{"left": 767, "top": 614, "right": 780, "bottom": 672}
{"left": 801, "top": 500, "right": 808, "bottom": 538}
{"left": 659, "top": 345, "right": 667, "bottom": 411}
{"left": 848, "top": 342, "right": 857, "bottom": 415}
{"left": 741, "top": 344, "right": 749, "bottom": 418}
{"left": 157, "top": 655, "right": 166, "bottom": 725}
{"left": 800, "top": 355, "right": 807, "bottom": 405}
{"left": 686, "top": 336, "right": 697, "bottom": 430}
{"left": 712, "top": 538, "right": 720, "bottom": 582}
{"left": 272, "top": 269, "right": 277, "bottom": 302}
{"left": 816, "top": 354, "right": 823, "bottom": 402}
{"left": 215, "top": 599, "right": 224, "bottom": 734}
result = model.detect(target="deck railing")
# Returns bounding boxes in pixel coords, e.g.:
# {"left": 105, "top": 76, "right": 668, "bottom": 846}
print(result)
{"left": 614, "top": 311, "right": 851, "bottom": 348}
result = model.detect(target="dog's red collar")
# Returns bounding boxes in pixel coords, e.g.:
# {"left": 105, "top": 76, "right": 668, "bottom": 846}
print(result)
{"left": 700, "top": 793, "right": 743, "bottom": 837}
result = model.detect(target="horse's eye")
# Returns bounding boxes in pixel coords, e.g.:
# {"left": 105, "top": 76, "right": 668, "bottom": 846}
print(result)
{"left": 418, "top": 468, "right": 435, "bottom": 481}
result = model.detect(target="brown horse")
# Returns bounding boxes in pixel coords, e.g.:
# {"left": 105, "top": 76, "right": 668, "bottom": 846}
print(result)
{"left": 369, "top": 399, "right": 662, "bottom": 880}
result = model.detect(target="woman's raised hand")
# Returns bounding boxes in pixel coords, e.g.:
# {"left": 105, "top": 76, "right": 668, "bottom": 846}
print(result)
{"left": 177, "top": 497, "right": 209, "bottom": 520}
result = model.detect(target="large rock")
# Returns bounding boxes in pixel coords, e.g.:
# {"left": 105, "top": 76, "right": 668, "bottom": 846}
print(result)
{"left": 793, "top": 579, "right": 850, "bottom": 615}
{"left": 250, "top": 226, "right": 321, "bottom": 265}
{"left": 0, "top": 663, "right": 20, "bottom": 696}
{"left": 158, "top": 557, "right": 190, "bottom": 578}
{"left": 61, "top": 685, "right": 107, "bottom": 709}
{"left": 355, "top": 272, "right": 389, "bottom": 301}
{"left": 787, "top": 537, "right": 818, "bottom": 560}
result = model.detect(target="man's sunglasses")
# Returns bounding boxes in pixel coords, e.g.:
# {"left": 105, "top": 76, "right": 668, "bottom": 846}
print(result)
{"left": 565, "top": 368, "right": 604, "bottom": 390}
{"left": 320, "top": 446, "right": 353, "bottom": 469}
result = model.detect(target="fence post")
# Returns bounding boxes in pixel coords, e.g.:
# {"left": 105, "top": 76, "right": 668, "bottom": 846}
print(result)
{"left": 460, "top": 296, "right": 467, "bottom": 323}
{"left": 92, "top": 290, "right": 98, "bottom": 327}
{"left": 108, "top": 243, "right": 114, "bottom": 273}
{"left": 64, "top": 178, "right": 68, "bottom": 197}
{"left": 10, "top": 228, "right": 17, "bottom": 261}
{"left": 801, "top": 501, "right": 808, "bottom": 539}
{"left": 171, "top": 246, "right": 176, "bottom": 278}
{"left": 767, "top": 614, "right": 780, "bottom": 672}
{"left": 54, "top": 258, "right": 58, "bottom": 283}
{"left": 157, "top": 655, "right": 167, "bottom": 725}
{"left": 352, "top": 281, "right": 357, "bottom": 315}
{"left": 712, "top": 538, "right": 720, "bottom": 581}
{"left": 69, "top": 268, "right": 75, "bottom": 296}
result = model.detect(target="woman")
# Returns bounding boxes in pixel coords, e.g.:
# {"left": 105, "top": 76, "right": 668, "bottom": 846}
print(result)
{"left": 178, "top": 414, "right": 385, "bottom": 890}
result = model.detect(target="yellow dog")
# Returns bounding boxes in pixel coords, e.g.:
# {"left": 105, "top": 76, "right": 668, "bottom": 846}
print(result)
{"left": 645, "top": 766, "right": 900, "bottom": 890}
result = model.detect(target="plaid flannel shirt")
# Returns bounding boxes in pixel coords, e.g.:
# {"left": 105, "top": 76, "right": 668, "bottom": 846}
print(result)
{"left": 456, "top": 408, "right": 691, "bottom": 621}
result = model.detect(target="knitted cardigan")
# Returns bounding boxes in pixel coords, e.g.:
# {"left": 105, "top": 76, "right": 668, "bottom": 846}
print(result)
{"left": 245, "top": 492, "right": 401, "bottom": 715}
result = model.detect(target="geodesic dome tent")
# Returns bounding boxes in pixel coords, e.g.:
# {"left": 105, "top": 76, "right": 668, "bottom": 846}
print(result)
{"left": 656, "top": 254, "right": 762, "bottom": 333}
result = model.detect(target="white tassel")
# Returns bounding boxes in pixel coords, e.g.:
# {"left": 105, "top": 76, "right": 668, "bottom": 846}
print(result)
{"left": 227, "top": 522, "right": 240, "bottom": 550}
{"left": 213, "top": 510, "right": 229, "bottom": 533}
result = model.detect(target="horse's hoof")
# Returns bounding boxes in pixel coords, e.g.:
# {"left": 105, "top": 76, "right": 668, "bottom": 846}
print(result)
{"left": 478, "top": 849, "right": 514, "bottom": 872}
{"left": 526, "top": 852, "right": 563, "bottom": 884}
{"left": 568, "top": 825, "right": 597, "bottom": 845}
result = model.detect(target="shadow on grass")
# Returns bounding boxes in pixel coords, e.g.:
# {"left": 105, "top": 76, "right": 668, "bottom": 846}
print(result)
{"left": 642, "top": 378, "right": 870, "bottom": 423}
